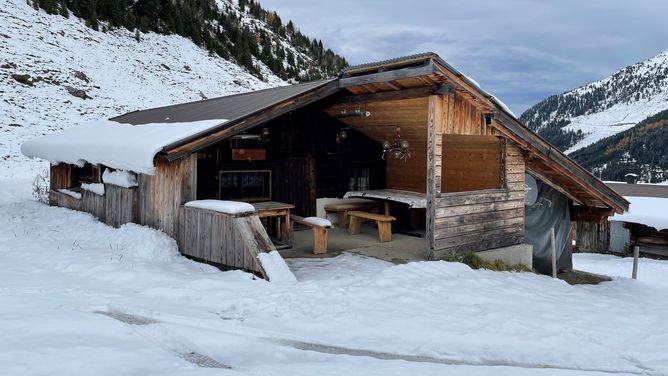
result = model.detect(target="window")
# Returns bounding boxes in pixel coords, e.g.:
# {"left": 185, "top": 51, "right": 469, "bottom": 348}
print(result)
{"left": 219, "top": 170, "right": 272, "bottom": 202}
{"left": 441, "top": 134, "right": 504, "bottom": 193}
{"left": 70, "top": 163, "right": 100, "bottom": 186}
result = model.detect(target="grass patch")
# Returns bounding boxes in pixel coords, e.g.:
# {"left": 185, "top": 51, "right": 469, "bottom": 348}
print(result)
{"left": 557, "top": 270, "right": 611, "bottom": 285}
{"left": 442, "top": 252, "right": 533, "bottom": 273}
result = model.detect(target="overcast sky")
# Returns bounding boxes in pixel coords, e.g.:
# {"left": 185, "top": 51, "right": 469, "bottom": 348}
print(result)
{"left": 260, "top": 0, "right": 668, "bottom": 114}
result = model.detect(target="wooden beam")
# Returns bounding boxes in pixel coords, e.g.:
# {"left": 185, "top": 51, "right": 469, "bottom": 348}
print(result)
{"left": 526, "top": 168, "right": 582, "bottom": 205}
{"left": 433, "top": 83, "right": 456, "bottom": 95}
{"left": 426, "top": 95, "right": 441, "bottom": 260}
{"left": 339, "top": 63, "right": 436, "bottom": 89}
{"left": 331, "top": 86, "right": 438, "bottom": 104}
{"left": 163, "top": 80, "right": 341, "bottom": 161}
{"left": 571, "top": 205, "right": 615, "bottom": 222}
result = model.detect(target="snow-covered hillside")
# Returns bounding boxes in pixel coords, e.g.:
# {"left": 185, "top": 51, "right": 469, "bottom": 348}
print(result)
{"left": 521, "top": 48, "right": 668, "bottom": 153}
{"left": 0, "top": 0, "right": 284, "bottom": 179}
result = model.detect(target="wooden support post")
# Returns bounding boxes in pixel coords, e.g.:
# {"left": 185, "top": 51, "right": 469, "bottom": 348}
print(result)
{"left": 632, "top": 245, "right": 639, "bottom": 280}
{"left": 384, "top": 202, "right": 391, "bottom": 216}
{"left": 349, "top": 216, "right": 361, "bottom": 235}
{"left": 550, "top": 227, "right": 557, "bottom": 278}
{"left": 312, "top": 227, "right": 328, "bottom": 254}
{"left": 378, "top": 222, "right": 392, "bottom": 242}
{"left": 425, "top": 95, "right": 442, "bottom": 259}
{"left": 338, "top": 211, "right": 348, "bottom": 228}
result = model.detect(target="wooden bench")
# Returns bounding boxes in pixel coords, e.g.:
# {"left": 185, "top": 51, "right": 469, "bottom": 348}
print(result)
{"left": 290, "top": 214, "right": 332, "bottom": 254}
{"left": 324, "top": 201, "right": 385, "bottom": 228}
{"left": 347, "top": 210, "right": 396, "bottom": 242}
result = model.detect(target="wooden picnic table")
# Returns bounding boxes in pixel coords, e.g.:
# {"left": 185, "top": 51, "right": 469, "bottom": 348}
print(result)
{"left": 344, "top": 189, "right": 427, "bottom": 212}
{"left": 344, "top": 189, "right": 427, "bottom": 231}
{"left": 251, "top": 201, "right": 295, "bottom": 246}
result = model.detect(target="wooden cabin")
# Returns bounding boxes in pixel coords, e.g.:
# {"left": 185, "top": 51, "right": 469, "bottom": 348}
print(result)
{"left": 23, "top": 53, "right": 629, "bottom": 277}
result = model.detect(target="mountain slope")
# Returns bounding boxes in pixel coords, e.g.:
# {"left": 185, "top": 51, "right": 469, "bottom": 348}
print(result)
{"left": 29, "top": 0, "right": 347, "bottom": 82}
{"left": 1, "top": 0, "right": 347, "bottom": 179}
{"left": 570, "top": 109, "right": 668, "bottom": 182}
{"left": 520, "top": 49, "right": 668, "bottom": 153}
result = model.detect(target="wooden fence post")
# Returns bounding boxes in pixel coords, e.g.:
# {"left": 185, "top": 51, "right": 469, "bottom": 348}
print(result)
{"left": 632, "top": 245, "right": 639, "bottom": 280}
{"left": 550, "top": 227, "right": 557, "bottom": 278}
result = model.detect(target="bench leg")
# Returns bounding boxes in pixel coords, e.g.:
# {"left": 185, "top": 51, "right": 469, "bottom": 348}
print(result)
{"left": 349, "top": 216, "right": 361, "bottom": 235}
{"left": 312, "top": 227, "right": 328, "bottom": 254}
{"left": 378, "top": 221, "right": 392, "bottom": 242}
{"left": 338, "top": 211, "right": 348, "bottom": 228}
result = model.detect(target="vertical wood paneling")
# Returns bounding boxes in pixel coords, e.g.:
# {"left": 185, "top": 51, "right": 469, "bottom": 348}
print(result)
{"left": 81, "top": 190, "right": 105, "bottom": 221}
{"left": 137, "top": 156, "right": 196, "bottom": 237}
{"left": 104, "top": 184, "right": 137, "bottom": 228}
{"left": 441, "top": 94, "right": 485, "bottom": 136}
{"left": 179, "top": 206, "right": 273, "bottom": 276}
{"left": 49, "top": 164, "right": 71, "bottom": 192}
{"left": 574, "top": 220, "right": 610, "bottom": 251}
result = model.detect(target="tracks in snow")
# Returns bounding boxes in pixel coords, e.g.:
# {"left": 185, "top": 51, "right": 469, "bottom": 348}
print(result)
{"left": 95, "top": 309, "right": 231, "bottom": 369}
{"left": 96, "top": 309, "right": 657, "bottom": 375}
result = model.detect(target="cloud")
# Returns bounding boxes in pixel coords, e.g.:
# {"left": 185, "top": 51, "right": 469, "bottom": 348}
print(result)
{"left": 260, "top": 0, "right": 668, "bottom": 114}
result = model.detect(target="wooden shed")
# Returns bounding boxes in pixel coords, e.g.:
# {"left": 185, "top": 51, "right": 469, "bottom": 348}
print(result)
{"left": 23, "top": 53, "right": 629, "bottom": 276}
{"left": 574, "top": 182, "right": 668, "bottom": 256}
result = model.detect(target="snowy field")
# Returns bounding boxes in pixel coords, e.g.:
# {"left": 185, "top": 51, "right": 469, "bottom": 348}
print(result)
{"left": 1, "top": 177, "right": 668, "bottom": 375}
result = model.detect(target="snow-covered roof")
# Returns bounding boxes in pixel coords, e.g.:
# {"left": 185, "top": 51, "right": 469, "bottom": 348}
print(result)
{"left": 610, "top": 196, "right": 668, "bottom": 230}
{"left": 21, "top": 118, "right": 227, "bottom": 175}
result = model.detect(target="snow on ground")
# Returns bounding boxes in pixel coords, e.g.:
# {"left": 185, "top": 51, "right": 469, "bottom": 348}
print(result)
{"left": 574, "top": 253, "right": 668, "bottom": 290}
{"left": 0, "top": 0, "right": 283, "bottom": 179}
{"left": 2, "top": 179, "right": 668, "bottom": 375}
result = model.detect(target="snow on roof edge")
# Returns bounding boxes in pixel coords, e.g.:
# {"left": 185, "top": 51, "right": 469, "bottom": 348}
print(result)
{"left": 21, "top": 118, "right": 227, "bottom": 175}
{"left": 609, "top": 196, "right": 668, "bottom": 230}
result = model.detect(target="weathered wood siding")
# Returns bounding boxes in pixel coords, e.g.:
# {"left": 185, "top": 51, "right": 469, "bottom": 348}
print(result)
{"left": 441, "top": 93, "right": 488, "bottom": 135}
{"left": 179, "top": 206, "right": 273, "bottom": 275}
{"left": 50, "top": 185, "right": 137, "bottom": 228}
{"left": 137, "top": 155, "right": 196, "bottom": 237}
{"left": 104, "top": 184, "right": 137, "bottom": 228}
{"left": 573, "top": 220, "right": 609, "bottom": 252}
{"left": 427, "top": 92, "right": 526, "bottom": 259}
{"left": 81, "top": 190, "right": 105, "bottom": 221}
{"left": 49, "top": 190, "right": 81, "bottom": 211}
{"left": 431, "top": 144, "right": 525, "bottom": 257}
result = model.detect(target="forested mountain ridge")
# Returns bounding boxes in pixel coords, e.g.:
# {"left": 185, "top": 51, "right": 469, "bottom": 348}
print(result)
{"left": 570, "top": 109, "right": 668, "bottom": 183}
{"left": 28, "top": 0, "right": 348, "bottom": 82}
{"left": 520, "top": 49, "right": 668, "bottom": 154}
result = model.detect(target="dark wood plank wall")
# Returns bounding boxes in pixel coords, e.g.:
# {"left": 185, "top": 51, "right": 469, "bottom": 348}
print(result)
{"left": 49, "top": 163, "right": 71, "bottom": 192}
{"left": 179, "top": 206, "right": 272, "bottom": 275}
{"left": 429, "top": 93, "right": 526, "bottom": 259}
{"left": 573, "top": 220, "right": 609, "bottom": 251}
{"left": 137, "top": 155, "right": 196, "bottom": 237}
